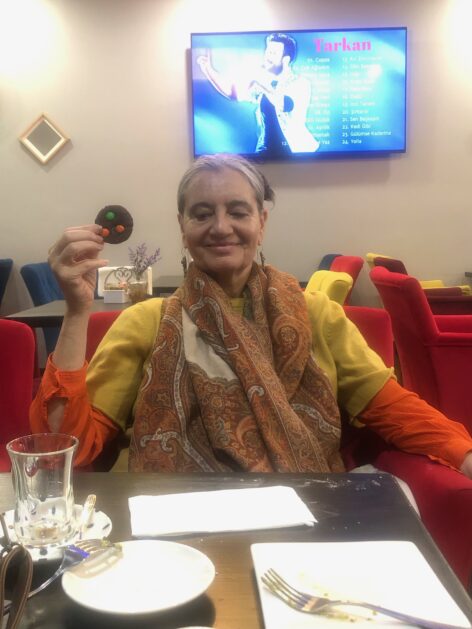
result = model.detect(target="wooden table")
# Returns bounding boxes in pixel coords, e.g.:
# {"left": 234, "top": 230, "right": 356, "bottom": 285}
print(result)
{"left": 152, "top": 274, "right": 183, "bottom": 296}
{"left": 4, "top": 277, "right": 183, "bottom": 328}
{"left": 1, "top": 472, "right": 471, "bottom": 628}
{"left": 5, "top": 300, "right": 127, "bottom": 328}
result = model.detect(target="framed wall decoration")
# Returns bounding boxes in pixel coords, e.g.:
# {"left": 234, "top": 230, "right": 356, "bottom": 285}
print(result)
{"left": 19, "top": 114, "right": 69, "bottom": 164}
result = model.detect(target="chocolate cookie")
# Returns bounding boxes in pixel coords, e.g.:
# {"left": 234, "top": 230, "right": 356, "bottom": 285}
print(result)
{"left": 95, "top": 205, "right": 133, "bottom": 244}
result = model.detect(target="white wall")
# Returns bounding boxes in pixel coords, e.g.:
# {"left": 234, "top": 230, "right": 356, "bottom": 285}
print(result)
{"left": 1, "top": 0, "right": 471, "bottom": 315}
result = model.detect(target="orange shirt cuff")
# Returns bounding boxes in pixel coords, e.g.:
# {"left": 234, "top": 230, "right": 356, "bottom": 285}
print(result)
{"left": 40, "top": 355, "right": 89, "bottom": 398}
{"left": 30, "top": 356, "right": 120, "bottom": 468}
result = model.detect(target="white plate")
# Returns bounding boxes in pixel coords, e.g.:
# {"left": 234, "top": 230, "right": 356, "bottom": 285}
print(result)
{"left": 2, "top": 506, "right": 112, "bottom": 562}
{"left": 251, "top": 541, "right": 471, "bottom": 629}
{"left": 62, "top": 540, "right": 215, "bottom": 615}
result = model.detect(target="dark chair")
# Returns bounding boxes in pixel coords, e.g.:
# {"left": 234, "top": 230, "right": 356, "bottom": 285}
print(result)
{"left": 20, "top": 262, "right": 64, "bottom": 355}
{"left": 372, "top": 255, "right": 408, "bottom": 274}
{"left": 0, "top": 320, "right": 35, "bottom": 471}
{"left": 0, "top": 258, "right": 13, "bottom": 308}
{"left": 317, "top": 253, "right": 342, "bottom": 270}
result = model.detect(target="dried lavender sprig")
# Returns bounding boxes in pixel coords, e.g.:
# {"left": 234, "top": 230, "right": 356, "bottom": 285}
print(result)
{"left": 128, "top": 243, "right": 161, "bottom": 278}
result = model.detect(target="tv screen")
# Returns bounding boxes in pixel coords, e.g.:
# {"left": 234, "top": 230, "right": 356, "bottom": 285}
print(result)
{"left": 190, "top": 27, "right": 407, "bottom": 161}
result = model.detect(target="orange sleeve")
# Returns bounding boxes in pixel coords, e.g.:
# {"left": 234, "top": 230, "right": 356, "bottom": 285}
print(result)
{"left": 359, "top": 378, "right": 472, "bottom": 470}
{"left": 30, "top": 356, "right": 120, "bottom": 468}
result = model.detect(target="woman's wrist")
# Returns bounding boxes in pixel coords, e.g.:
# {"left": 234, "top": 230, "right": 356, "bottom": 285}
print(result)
{"left": 52, "top": 308, "right": 91, "bottom": 371}
{"left": 64, "top": 301, "right": 93, "bottom": 318}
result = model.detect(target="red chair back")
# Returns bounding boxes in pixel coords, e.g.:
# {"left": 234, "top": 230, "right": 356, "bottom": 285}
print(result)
{"left": 369, "top": 266, "right": 472, "bottom": 429}
{"left": 86, "top": 311, "right": 122, "bottom": 363}
{"left": 343, "top": 305, "right": 394, "bottom": 367}
{"left": 331, "top": 255, "right": 364, "bottom": 281}
{"left": 373, "top": 256, "right": 408, "bottom": 275}
{"left": 330, "top": 256, "right": 364, "bottom": 303}
{"left": 340, "top": 305, "right": 394, "bottom": 470}
{"left": 373, "top": 259, "right": 472, "bottom": 314}
{"left": 0, "top": 319, "right": 36, "bottom": 470}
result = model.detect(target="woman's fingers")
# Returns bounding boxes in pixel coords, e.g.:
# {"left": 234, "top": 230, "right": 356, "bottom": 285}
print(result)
{"left": 56, "top": 239, "right": 103, "bottom": 263}
{"left": 48, "top": 226, "right": 109, "bottom": 299}
{"left": 60, "top": 256, "right": 108, "bottom": 276}
{"left": 59, "top": 257, "right": 108, "bottom": 281}
{"left": 50, "top": 228, "right": 105, "bottom": 269}
{"left": 49, "top": 225, "right": 103, "bottom": 259}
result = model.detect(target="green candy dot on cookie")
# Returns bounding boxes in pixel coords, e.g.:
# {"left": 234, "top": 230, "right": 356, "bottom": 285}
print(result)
{"left": 105, "top": 210, "right": 116, "bottom": 220}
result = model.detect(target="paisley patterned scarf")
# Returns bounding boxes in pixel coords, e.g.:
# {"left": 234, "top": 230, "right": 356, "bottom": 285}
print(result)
{"left": 129, "top": 263, "right": 344, "bottom": 473}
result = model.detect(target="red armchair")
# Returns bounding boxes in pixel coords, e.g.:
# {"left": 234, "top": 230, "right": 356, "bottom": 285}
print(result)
{"left": 374, "top": 449, "right": 472, "bottom": 593}
{"left": 341, "top": 306, "right": 395, "bottom": 467}
{"left": 370, "top": 265, "right": 472, "bottom": 434}
{"left": 344, "top": 305, "right": 394, "bottom": 366}
{"left": 344, "top": 302, "right": 472, "bottom": 592}
{"left": 372, "top": 256, "right": 472, "bottom": 313}
{"left": 86, "top": 310, "right": 122, "bottom": 363}
{"left": 0, "top": 319, "right": 35, "bottom": 471}
{"left": 331, "top": 255, "right": 364, "bottom": 281}
{"left": 371, "top": 255, "right": 408, "bottom": 275}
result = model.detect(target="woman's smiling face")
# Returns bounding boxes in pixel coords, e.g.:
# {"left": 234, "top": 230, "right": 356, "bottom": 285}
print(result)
{"left": 179, "top": 167, "right": 268, "bottom": 297}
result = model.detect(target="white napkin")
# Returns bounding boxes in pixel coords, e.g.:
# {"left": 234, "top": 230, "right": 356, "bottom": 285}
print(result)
{"left": 129, "top": 485, "right": 316, "bottom": 537}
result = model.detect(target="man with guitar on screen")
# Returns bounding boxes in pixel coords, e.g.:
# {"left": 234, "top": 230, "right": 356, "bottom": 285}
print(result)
{"left": 197, "top": 32, "right": 319, "bottom": 157}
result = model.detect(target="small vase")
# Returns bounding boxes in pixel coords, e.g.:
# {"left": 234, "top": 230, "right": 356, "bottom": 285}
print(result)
{"left": 127, "top": 279, "right": 148, "bottom": 304}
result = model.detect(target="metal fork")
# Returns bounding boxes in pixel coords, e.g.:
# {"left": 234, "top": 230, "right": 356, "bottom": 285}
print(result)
{"left": 261, "top": 569, "right": 470, "bottom": 629}
{"left": 3, "top": 538, "right": 119, "bottom": 616}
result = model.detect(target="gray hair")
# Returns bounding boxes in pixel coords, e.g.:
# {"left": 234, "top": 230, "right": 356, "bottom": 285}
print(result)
{"left": 177, "top": 154, "right": 274, "bottom": 215}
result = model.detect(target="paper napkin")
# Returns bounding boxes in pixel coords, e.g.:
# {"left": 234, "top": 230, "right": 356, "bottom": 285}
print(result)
{"left": 129, "top": 485, "right": 316, "bottom": 537}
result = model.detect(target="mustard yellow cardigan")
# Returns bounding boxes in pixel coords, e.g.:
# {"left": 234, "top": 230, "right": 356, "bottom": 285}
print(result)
{"left": 87, "top": 291, "right": 393, "bottom": 432}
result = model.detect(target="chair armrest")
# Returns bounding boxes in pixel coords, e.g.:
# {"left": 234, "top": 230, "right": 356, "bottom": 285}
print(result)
{"left": 423, "top": 287, "right": 463, "bottom": 297}
{"left": 374, "top": 449, "right": 472, "bottom": 591}
{"left": 427, "top": 295, "right": 472, "bottom": 315}
{"left": 434, "top": 315, "right": 472, "bottom": 333}
{"left": 432, "top": 332, "right": 472, "bottom": 346}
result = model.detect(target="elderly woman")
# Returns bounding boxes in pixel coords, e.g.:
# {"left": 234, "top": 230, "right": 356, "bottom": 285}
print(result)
{"left": 31, "top": 155, "right": 472, "bottom": 477}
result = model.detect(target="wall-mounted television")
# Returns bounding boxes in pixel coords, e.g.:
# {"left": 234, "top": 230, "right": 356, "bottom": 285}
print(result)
{"left": 190, "top": 27, "right": 407, "bottom": 161}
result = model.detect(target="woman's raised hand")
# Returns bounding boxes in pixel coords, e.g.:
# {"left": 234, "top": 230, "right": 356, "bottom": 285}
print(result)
{"left": 48, "top": 224, "right": 108, "bottom": 313}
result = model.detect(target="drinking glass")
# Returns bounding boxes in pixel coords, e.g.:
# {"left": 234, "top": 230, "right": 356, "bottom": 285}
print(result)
{"left": 7, "top": 433, "right": 78, "bottom": 549}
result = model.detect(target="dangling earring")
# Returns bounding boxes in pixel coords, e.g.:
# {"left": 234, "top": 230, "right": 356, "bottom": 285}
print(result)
{"left": 181, "top": 248, "right": 188, "bottom": 277}
{"left": 180, "top": 249, "right": 188, "bottom": 277}
{"left": 258, "top": 245, "right": 266, "bottom": 270}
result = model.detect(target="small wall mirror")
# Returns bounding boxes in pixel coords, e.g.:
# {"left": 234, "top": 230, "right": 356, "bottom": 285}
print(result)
{"left": 19, "top": 114, "right": 69, "bottom": 164}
